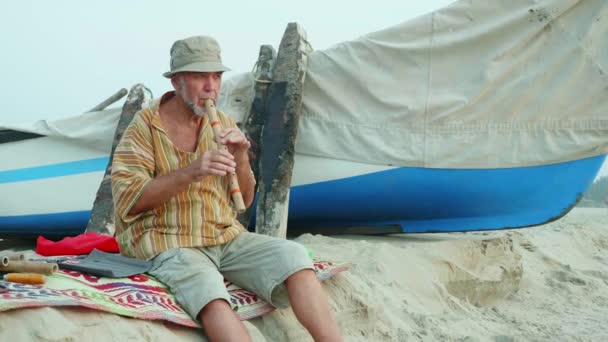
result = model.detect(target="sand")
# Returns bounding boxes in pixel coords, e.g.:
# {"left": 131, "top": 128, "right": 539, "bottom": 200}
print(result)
{"left": 0, "top": 207, "right": 607, "bottom": 341}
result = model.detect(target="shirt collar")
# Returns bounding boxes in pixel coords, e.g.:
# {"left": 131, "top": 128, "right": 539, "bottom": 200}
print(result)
{"left": 149, "top": 91, "right": 177, "bottom": 133}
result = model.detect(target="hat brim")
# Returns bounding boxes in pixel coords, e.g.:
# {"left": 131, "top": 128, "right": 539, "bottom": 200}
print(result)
{"left": 163, "top": 61, "right": 231, "bottom": 78}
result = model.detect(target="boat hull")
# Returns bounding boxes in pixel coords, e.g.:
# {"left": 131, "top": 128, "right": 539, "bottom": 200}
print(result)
{"left": 1, "top": 136, "right": 604, "bottom": 237}
{"left": 0, "top": 134, "right": 108, "bottom": 237}
{"left": 288, "top": 155, "right": 605, "bottom": 233}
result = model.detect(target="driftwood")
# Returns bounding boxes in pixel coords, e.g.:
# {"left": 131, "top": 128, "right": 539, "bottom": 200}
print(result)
{"left": 84, "top": 84, "right": 151, "bottom": 235}
{"left": 238, "top": 44, "right": 277, "bottom": 226}
{"left": 88, "top": 88, "right": 128, "bottom": 112}
{"left": 250, "top": 23, "right": 312, "bottom": 238}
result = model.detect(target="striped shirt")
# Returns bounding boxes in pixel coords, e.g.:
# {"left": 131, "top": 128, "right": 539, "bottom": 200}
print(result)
{"left": 112, "top": 92, "right": 245, "bottom": 260}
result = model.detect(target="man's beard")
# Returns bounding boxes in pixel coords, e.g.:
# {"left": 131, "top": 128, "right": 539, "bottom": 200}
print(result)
{"left": 179, "top": 78, "right": 207, "bottom": 117}
{"left": 185, "top": 100, "right": 205, "bottom": 117}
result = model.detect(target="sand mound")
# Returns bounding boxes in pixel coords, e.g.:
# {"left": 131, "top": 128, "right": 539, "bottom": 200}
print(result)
{"left": 252, "top": 208, "right": 608, "bottom": 341}
{"left": 251, "top": 232, "right": 524, "bottom": 341}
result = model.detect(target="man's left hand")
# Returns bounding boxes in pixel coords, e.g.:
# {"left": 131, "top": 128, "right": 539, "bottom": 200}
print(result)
{"left": 219, "top": 127, "right": 251, "bottom": 160}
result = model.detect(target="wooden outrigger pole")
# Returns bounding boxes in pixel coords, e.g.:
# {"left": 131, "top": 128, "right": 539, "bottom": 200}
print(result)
{"left": 243, "top": 23, "right": 312, "bottom": 238}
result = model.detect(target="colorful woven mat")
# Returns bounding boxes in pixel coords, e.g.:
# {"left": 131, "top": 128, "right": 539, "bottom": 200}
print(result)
{"left": 0, "top": 259, "right": 351, "bottom": 327}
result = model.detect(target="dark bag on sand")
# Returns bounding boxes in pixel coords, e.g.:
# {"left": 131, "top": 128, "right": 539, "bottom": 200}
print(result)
{"left": 59, "top": 249, "right": 152, "bottom": 278}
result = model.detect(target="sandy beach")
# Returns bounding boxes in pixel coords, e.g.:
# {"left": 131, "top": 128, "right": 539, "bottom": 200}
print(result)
{"left": 1, "top": 207, "right": 607, "bottom": 341}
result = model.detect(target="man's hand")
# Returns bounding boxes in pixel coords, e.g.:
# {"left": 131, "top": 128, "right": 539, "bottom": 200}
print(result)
{"left": 219, "top": 127, "right": 251, "bottom": 160}
{"left": 186, "top": 150, "right": 236, "bottom": 180}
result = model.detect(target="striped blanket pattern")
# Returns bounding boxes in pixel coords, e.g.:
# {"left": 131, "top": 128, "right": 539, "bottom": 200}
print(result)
{"left": 0, "top": 259, "right": 351, "bottom": 327}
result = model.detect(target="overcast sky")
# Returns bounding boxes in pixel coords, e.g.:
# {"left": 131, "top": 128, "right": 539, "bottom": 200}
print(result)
{"left": 0, "top": 0, "right": 453, "bottom": 124}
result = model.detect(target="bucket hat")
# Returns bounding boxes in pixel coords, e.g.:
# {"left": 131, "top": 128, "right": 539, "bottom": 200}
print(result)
{"left": 163, "top": 36, "right": 230, "bottom": 78}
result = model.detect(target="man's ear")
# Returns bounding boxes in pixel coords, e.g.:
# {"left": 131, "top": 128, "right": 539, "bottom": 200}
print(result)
{"left": 170, "top": 74, "right": 181, "bottom": 91}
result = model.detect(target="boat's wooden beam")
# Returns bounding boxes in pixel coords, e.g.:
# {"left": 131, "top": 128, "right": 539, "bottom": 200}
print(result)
{"left": 87, "top": 88, "right": 129, "bottom": 112}
{"left": 237, "top": 44, "right": 276, "bottom": 227}
{"left": 85, "top": 84, "right": 151, "bottom": 235}
{"left": 251, "top": 23, "right": 312, "bottom": 238}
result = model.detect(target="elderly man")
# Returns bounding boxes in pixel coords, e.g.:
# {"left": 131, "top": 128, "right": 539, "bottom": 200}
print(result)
{"left": 111, "top": 36, "right": 342, "bottom": 341}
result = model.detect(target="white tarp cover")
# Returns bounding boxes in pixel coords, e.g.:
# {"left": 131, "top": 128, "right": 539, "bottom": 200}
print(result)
{"left": 218, "top": 72, "right": 256, "bottom": 124}
{"left": 1, "top": 108, "right": 121, "bottom": 153}
{"left": 298, "top": 0, "right": 608, "bottom": 168}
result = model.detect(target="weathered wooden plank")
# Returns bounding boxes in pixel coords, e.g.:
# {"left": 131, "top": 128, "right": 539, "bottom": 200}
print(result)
{"left": 85, "top": 84, "right": 152, "bottom": 235}
{"left": 238, "top": 44, "right": 277, "bottom": 227}
{"left": 253, "top": 23, "right": 312, "bottom": 238}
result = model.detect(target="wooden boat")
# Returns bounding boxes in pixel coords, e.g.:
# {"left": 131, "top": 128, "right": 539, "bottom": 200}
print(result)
{"left": 1, "top": 0, "right": 606, "bottom": 237}
{"left": 0, "top": 110, "right": 605, "bottom": 237}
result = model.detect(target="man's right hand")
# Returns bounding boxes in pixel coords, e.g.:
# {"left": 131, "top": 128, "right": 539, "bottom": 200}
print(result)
{"left": 186, "top": 149, "right": 237, "bottom": 180}
{"left": 128, "top": 149, "right": 237, "bottom": 216}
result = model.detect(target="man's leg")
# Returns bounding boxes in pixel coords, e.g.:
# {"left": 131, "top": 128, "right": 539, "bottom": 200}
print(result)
{"left": 220, "top": 232, "right": 342, "bottom": 341}
{"left": 199, "top": 299, "right": 251, "bottom": 342}
{"left": 148, "top": 248, "right": 252, "bottom": 341}
{"left": 286, "top": 269, "right": 342, "bottom": 342}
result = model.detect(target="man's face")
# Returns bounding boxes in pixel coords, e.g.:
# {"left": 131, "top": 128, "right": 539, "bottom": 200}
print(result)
{"left": 174, "top": 71, "right": 222, "bottom": 116}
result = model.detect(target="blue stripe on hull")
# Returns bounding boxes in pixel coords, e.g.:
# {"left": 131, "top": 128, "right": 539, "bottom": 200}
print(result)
{"left": 0, "top": 211, "right": 90, "bottom": 237}
{"left": 0, "top": 157, "right": 109, "bottom": 183}
{"left": 288, "top": 155, "right": 606, "bottom": 233}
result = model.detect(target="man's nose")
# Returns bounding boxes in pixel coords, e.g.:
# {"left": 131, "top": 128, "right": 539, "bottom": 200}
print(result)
{"left": 202, "top": 78, "right": 215, "bottom": 90}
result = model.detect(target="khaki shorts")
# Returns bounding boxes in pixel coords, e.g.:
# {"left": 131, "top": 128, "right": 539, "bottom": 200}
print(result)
{"left": 147, "top": 232, "right": 313, "bottom": 319}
